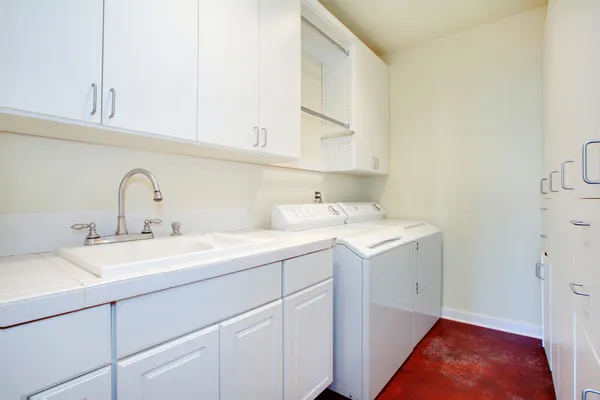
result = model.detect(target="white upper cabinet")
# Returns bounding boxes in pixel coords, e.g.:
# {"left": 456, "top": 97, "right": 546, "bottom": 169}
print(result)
{"left": 0, "top": 0, "right": 103, "bottom": 123}
{"left": 102, "top": 0, "right": 199, "bottom": 141}
{"left": 197, "top": 0, "right": 260, "bottom": 151}
{"left": 259, "top": 0, "right": 302, "bottom": 159}
{"left": 197, "top": 0, "right": 301, "bottom": 159}
{"left": 220, "top": 300, "right": 283, "bottom": 400}
{"left": 117, "top": 325, "right": 220, "bottom": 400}
{"left": 352, "top": 41, "right": 390, "bottom": 175}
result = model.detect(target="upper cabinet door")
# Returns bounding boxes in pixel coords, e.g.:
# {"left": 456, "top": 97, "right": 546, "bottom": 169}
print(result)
{"left": 220, "top": 300, "right": 283, "bottom": 400}
{"left": 0, "top": 0, "right": 103, "bottom": 123}
{"left": 352, "top": 42, "right": 389, "bottom": 175}
{"left": 258, "top": 0, "right": 301, "bottom": 159}
{"left": 102, "top": 0, "right": 198, "bottom": 141}
{"left": 117, "top": 324, "right": 220, "bottom": 400}
{"left": 197, "top": 0, "right": 260, "bottom": 151}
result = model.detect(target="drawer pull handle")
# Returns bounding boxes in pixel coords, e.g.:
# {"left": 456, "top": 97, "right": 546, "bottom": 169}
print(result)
{"left": 583, "top": 140, "right": 600, "bottom": 184}
{"left": 570, "top": 282, "right": 590, "bottom": 297}
{"left": 540, "top": 178, "right": 548, "bottom": 194}
{"left": 549, "top": 171, "right": 559, "bottom": 192}
{"left": 540, "top": 234, "right": 548, "bottom": 239}
{"left": 561, "top": 160, "right": 574, "bottom": 190}
{"left": 570, "top": 220, "right": 591, "bottom": 227}
{"left": 583, "top": 389, "right": 600, "bottom": 399}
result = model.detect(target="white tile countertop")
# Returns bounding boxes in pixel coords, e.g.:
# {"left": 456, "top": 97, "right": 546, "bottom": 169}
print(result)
{"left": 0, "top": 230, "right": 335, "bottom": 328}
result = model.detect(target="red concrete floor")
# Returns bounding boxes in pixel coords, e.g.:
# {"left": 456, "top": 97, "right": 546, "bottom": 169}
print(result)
{"left": 317, "top": 319, "right": 556, "bottom": 400}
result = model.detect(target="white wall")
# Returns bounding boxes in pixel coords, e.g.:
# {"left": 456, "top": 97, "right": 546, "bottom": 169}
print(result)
{"left": 367, "top": 7, "right": 546, "bottom": 333}
{"left": 0, "top": 133, "right": 367, "bottom": 256}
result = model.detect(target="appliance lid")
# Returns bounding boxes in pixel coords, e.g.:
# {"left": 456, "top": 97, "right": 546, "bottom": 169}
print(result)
{"left": 337, "top": 202, "right": 386, "bottom": 224}
{"left": 336, "top": 228, "right": 415, "bottom": 259}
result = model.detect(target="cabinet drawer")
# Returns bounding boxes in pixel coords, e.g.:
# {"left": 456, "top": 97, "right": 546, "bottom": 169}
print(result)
{"left": 575, "top": 319, "right": 600, "bottom": 400}
{"left": 0, "top": 306, "right": 111, "bottom": 399}
{"left": 283, "top": 249, "right": 333, "bottom": 296}
{"left": 574, "top": 263, "right": 600, "bottom": 357}
{"left": 116, "top": 262, "right": 282, "bottom": 358}
{"left": 29, "top": 366, "right": 111, "bottom": 400}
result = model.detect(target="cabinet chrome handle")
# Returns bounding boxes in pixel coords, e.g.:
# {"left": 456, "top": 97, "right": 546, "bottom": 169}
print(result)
{"left": 561, "top": 160, "right": 574, "bottom": 190}
{"left": 583, "top": 388, "right": 600, "bottom": 399}
{"left": 570, "top": 220, "right": 591, "bottom": 227}
{"left": 109, "top": 88, "right": 116, "bottom": 118}
{"left": 549, "top": 171, "right": 559, "bottom": 192}
{"left": 372, "top": 204, "right": 381, "bottom": 211}
{"left": 90, "top": 83, "right": 98, "bottom": 116}
{"left": 583, "top": 140, "right": 600, "bottom": 184}
{"left": 253, "top": 127, "right": 259, "bottom": 147}
{"left": 540, "top": 178, "right": 548, "bottom": 194}
{"left": 570, "top": 282, "right": 590, "bottom": 297}
{"left": 541, "top": 208, "right": 548, "bottom": 211}
{"left": 540, "top": 234, "right": 548, "bottom": 239}
{"left": 328, "top": 205, "right": 339, "bottom": 215}
{"left": 261, "top": 128, "right": 267, "bottom": 148}
{"left": 535, "top": 263, "right": 544, "bottom": 280}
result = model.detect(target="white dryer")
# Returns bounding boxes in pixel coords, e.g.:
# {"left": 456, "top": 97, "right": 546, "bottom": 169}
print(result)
{"left": 337, "top": 202, "right": 443, "bottom": 347}
{"left": 271, "top": 203, "right": 416, "bottom": 400}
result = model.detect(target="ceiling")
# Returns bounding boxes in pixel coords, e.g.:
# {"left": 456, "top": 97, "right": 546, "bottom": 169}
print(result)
{"left": 319, "top": 0, "right": 547, "bottom": 56}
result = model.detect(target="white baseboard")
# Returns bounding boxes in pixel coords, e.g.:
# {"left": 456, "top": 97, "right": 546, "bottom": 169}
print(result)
{"left": 442, "top": 308, "right": 542, "bottom": 339}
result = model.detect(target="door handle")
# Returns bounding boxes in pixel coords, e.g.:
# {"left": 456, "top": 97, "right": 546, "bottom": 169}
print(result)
{"left": 561, "top": 160, "right": 574, "bottom": 190}
{"left": 540, "top": 178, "right": 548, "bottom": 194}
{"left": 253, "top": 127, "right": 259, "bottom": 147}
{"left": 583, "top": 389, "right": 600, "bottom": 399}
{"left": 583, "top": 140, "right": 600, "bottom": 184}
{"left": 366, "top": 237, "right": 403, "bottom": 249}
{"left": 570, "top": 220, "right": 591, "bottom": 227}
{"left": 109, "top": 88, "right": 116, "bottom": 118}
{"left": 549, "top": 171, "right": 559, "bottom": 192}
{"left": 261, "top": 128, "right": 267, "bottom": 148}
{"left": 535, "top": 263, "right": 544, "bottom": 280}
{"left": 90, "top": 83, "right": 97, "bottom": 116}
{"left": 569, "top": 282, "right": 590, "bottom": 297}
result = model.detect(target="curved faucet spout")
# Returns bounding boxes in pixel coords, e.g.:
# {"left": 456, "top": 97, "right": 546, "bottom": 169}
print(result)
{"left": 116, "top": 168, "right": 163, "bottom": 235}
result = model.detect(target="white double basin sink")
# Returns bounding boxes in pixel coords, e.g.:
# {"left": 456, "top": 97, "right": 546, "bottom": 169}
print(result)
{"left": 57, "top": 233, "right": 269, "bottom": 278}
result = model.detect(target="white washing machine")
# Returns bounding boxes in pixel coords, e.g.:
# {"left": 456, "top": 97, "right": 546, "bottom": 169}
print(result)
{"left": 271, "top": 203, "right": 416, "bottom": 400}
{"left": 337, "top": 202, "right": 443, "bottom": 347}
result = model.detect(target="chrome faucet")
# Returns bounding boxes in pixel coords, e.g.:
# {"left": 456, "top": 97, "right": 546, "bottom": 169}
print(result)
{"left": 116, "top": 168, "right": 163, "bottom": 235}
{"left": 71, "top": 169, "right": 164, "bottom": 246}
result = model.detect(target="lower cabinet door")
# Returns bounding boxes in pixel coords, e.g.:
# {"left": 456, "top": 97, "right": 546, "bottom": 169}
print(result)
{"left": 29, "top": 366, "right": 111, "bottom": 400}
{"left": 575, "top": 318, "right": 600, "bottom": 400}
{"left": 283, "top": 279, "right": 333, "bottom": 400}
{"left": 220, "top": 300, "right": 283, "bottom": 400}
{"left": 117, "top": 324, "right": 219, "bottom": 400}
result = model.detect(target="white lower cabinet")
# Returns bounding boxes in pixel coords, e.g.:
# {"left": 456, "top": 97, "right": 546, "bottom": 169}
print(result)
{"left": 220, "top": 300, "right": 284, "bottom": 400}
{"left": 284, "top": 279, "right": 333, "bottom": 400}
{"left": 29, "top": 367, "right": 112, "bottom": 400}
{"left": 575, "top": 318, "right": 600, "bottom": 400}
{"left": 117, "top": 324, "right": 220, "bottom": 400}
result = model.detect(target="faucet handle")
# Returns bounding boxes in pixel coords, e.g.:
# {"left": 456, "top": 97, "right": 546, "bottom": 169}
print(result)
{"left": 71, "top": 222, "right": 100, "bottom": 239}
{"left": 142, "top": 218, "right": 162, "bottom": 234}
{"left": 171, "top": 221, "right": 182, "bottom": 236}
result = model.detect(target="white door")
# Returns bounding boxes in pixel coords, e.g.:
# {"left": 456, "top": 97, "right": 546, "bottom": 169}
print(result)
{"left": 117, "top": 325, "right": 219, "bottom": 400}
{"left": 220, "top": 300, "right": 283, "bottom": 400}
{"left": 102, "top": 0, "right": 198, "bottom": 141}
{"left": 29, "top": 367, "right": 111, "bottom": 400}
{"left": 575, "top": 319, "right": 600, "bottom": 400}
{"left": 363, "top": 244, "right": 415, "bottom": 400}
{"left": 258, "top": 0, "right": 301, "bottom": 158}
{"left": 197, "top": 0, "right": 260, "bottom": 151}
{"left": 0, "top": 0, "right": 103, "bottom": 123}
{"left": 415, "top": 233, "right": 443, "bottom": 294}
{"left": 541, "top": 252, "right": 552, "bottom": 366}
{"left": 283, "top": 279, "right": 333, "bottom": 400}
{"left": 414, "top": 279, "right": 441, "bottom": 346}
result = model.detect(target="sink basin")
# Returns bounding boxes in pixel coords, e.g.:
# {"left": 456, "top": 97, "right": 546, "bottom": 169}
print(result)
{"left": 57, "top": 233, "right": 266, "bottom": 278}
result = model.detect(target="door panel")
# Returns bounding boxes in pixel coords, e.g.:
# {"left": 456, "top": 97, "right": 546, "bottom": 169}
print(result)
{"left": 363, "top": 244, "right": 415, "bottom": 400}
{"left": 416, "top": 233, "right": 442, "bottom": 292}
{"left": 29, "top": 367, "right": 111, "bottom": 400}
{"left": 259, "top": 0, "right": 301, "bottom": 158}
{"left": 414, "top": 279, "right": 441, "bottom": 346}
{"left": 0, "top": 0, "right": 103, "bottom": 123}
{"left": 284, "top": 279, "right": 333, "bottom": 400}
{"left": 103, "top": 0, "right": 198, "bottom": 141}
{"left": 117, "top": 325, "right": 219, "bottom": 400}
{"left": 220, "top": 300, "right": 283, "bottom": 400}
{"left": 197, "top": 0, "right": 260, "bottom": 151}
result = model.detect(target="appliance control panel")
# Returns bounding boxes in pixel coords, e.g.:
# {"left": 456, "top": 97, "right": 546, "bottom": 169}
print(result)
{"left": 271, "top": 203, "right": 347, "bottom": 231}
{"left": 337, "top": 202, "right": 386, "bottom": 223}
